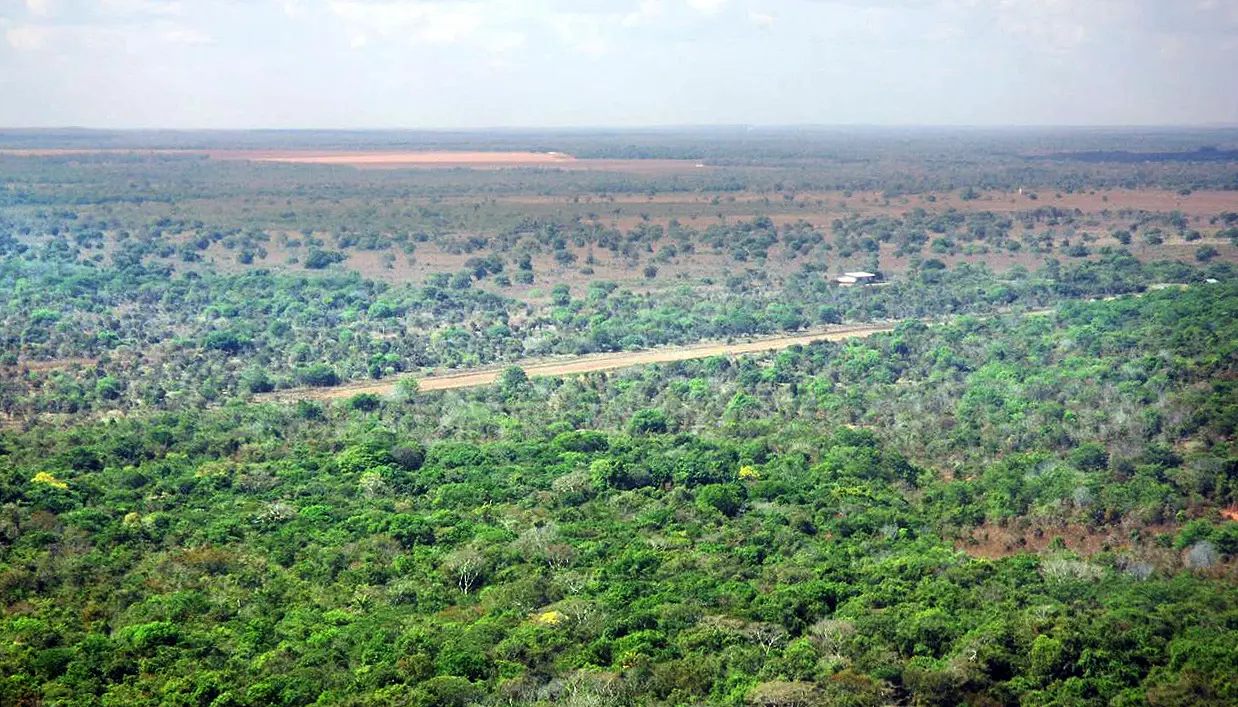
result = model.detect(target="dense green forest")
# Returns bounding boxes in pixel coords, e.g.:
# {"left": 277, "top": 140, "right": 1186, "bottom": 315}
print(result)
{"left": 2, "top": 283, "right": 1236, "bottom": 706}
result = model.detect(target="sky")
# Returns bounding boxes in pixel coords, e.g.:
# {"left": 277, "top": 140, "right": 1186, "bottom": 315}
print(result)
{"left": 1, "top": 0, "right": 1237, "bottom": 129}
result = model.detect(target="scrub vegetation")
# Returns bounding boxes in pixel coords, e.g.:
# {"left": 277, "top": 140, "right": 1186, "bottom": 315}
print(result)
{"left": 1, "top": 128, "right": 1236, "bottom": 706}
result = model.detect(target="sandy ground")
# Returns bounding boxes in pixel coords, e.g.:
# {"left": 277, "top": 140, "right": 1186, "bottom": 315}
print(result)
{"left": 242, "top": 151, "right": 574, "bottom": 166}
{"left": 229, "top": 151, "right": 707, "bottom": 172}
{"left": 0, "top": 149, "right": 708, "bottom": 173}
{"left": 261, "top": 322, "right": 898, "bottom": 403}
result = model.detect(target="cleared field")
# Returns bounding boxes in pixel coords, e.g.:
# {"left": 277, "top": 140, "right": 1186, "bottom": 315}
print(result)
{"left": 262, "top": 322, "right": 900, "bottom": 402}
{"left": 243, "top": 150, "right": 574, "bottom": 166}
{"left": 229, "top": 151, "right": 708, "bottom": 172}
{"left": 0, "top": 148, "right": 707, "bottom": 172}
{"left": 6, "top": 357, "right": 98, "bottom": 372}
{"left": 494, "top": 188, "right": 1238, "bottom": 218}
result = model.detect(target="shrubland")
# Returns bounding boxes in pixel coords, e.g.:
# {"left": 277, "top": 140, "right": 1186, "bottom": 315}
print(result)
{"left": 1, "top": 283, "right": 1236, "bottom": 706}
{"left": 1, "top": 131, "right": 1237, "bottom": 706}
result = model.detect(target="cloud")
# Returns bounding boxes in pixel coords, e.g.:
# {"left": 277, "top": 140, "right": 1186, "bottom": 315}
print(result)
{"left": 6, "top": 24, "right": 50, "bottom": 50}
{"left": 622, "top": 0, "right": 663, "bottom": 28}
{"left": 98, "top": 0, "right": 186, "bottom": 17}
{"left": 948, "top": 0, "right": 1235, "bottom": 52}
{"left": 3, "top": 10, "right": 211, "bottom": 52}
{"left": 747, "top": 11, "right": 773, "bottom": 28}
{"left": 25, "top": 0, "right": 53, "bottom": 18}
{"left": 488, "top": 31, "right": 526, "bottom": 52}
{"left": 328, "top": 1, "right": 486, "bottom": 44}
{"left": 985, "top": 0, "right": 1090, "bottom": 52}
{"left": 159, "top": 24, "right": 212, "bottom": 44}
{"left": 549, "top": 13, "right": 609, "bottom": 54}
{"left": 3, "top": 0, "right": 1237, "bottom": 128}
{"left": 686, "top": 0, "right": 725, "bottom": 16}
{"left": 923, "top": 21, "right": 962, "bottom": 42}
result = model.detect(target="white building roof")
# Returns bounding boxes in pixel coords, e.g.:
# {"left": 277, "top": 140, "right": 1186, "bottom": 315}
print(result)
{"left": 844, "top": 271, "right": 876, "bottom": 279}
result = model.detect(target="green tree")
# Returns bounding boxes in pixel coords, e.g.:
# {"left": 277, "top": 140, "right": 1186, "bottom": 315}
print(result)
{"left": 630, "top": 408, "right": 669, "bottom": 435}
{"left": 499, "top": 366, "right": 530, "bottom": 397}
{"left": 697, "top": 484, "right": 745, "bottom": 517}
{"left": 95, "top": 376, "right": 123, "bottom": 400}
{"left": 299, "top": 364, "right": 339, "bottom": 387}
{"left": 1195, "top": 245, "right": 1220, "bottom": 263}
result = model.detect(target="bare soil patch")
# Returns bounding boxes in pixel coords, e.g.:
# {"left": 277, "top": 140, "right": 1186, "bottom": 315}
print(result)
{"left": 496, "top": 188, "right": 1238, "bottom": 218}
{"left": 260, "top": 153, "right": 706, "bottom": 173}
{"left": 956, "top": 521, "right": 1176, "bottom": 559}
{"left": 229, "top": 150, "right": 575, "bottom": 167}
{"left": 5, "top": 358, "right": 98, "bottom": 372}
{"left": 0, "top": 149, "right": 708, "bottom": 173}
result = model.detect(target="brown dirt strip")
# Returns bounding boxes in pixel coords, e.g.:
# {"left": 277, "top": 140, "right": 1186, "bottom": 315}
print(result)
{"left": 260, "top": 322, "right": 900, "bottom": 403}
{"left": 230, "top": 151, "right": 707, "bottom": 173}
{"left": 7, "top": 357, "right": 98, "bottom": 372}
{"left": 0, "top": 149, "right": 568, "bottom": 163}
{"left": 0, "top": 149, "right": 707, "bottom": 173}
{"left": 242, "top": 151, "right": 574, "bottom": 166}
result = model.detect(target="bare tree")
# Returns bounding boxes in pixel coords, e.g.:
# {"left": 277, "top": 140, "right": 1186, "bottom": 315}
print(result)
{"left": 747, "top": 681, "right": 821, "bottom": 707}
{"left": 808, "top": 618, "right": 854, "bottom": 659}
{"left": 1186, "top": 541, "right": 1218, "bottom": 569}
{"left": 745, "top": 622, "right": 788, "bottom": 656}
{"left": 444, "top": 546, "right": 486, "bottom": 594}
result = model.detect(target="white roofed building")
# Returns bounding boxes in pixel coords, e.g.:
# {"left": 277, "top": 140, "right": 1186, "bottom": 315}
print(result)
{"left": 836, "top": 271, "right": 877, "bottom": 287}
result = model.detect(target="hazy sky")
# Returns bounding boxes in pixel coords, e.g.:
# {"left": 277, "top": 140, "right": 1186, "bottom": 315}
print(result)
{"left": 2, "top": 0, "right": 1237, "bottom": 128}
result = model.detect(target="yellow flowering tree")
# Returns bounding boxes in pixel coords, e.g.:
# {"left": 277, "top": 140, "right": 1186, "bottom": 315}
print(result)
{"left": 31, "top": 472, "right": 68, "bottom": 490}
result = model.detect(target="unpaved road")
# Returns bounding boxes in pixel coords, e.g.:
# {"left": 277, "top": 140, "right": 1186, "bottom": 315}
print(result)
{"left": 261, "top": 322, "right": 900, "bottom": 403}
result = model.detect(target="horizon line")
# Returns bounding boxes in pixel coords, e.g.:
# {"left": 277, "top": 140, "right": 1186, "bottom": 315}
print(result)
{"left": 3, "top": 123, "right": 1238, "bottom": 133}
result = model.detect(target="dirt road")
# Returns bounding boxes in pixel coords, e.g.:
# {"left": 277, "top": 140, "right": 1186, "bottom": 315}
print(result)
{"left": 261, "top": 322, "right": 900, "bottom": 403}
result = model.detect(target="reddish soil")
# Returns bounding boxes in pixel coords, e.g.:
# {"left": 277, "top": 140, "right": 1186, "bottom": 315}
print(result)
{"left": 494, "top": 188, "right": 1238, "bottom": 218}
{"left": 187, "top": 229, "right": 741, "bottom": 297}
{"left": 0, "top": 149, "right": 709, "bottom": 173}
{"left": 232, "top": 151, "right": 707, "bottom": 173}
{"left": 956, "top": 522, "right": 1176, "bottom": 559}
{"left": 237, "top": 150, "right": 576, "bottom": 166}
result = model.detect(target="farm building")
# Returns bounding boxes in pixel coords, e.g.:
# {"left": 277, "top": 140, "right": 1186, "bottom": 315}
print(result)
{"left": 836, "top": 271, "right": 877, "bottom": 287}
